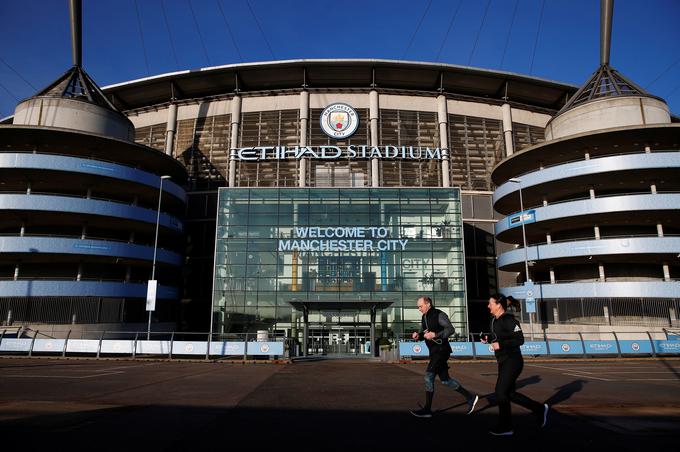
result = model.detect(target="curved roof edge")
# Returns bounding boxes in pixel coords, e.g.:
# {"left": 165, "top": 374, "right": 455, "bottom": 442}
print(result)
{"left": 101, "top": 59, "right": 580, "bottom": 112}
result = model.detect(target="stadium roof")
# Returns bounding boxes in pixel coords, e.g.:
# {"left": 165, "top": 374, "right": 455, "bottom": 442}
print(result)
{"left": 101, "top": 59, "right": 579, "bottom": 112}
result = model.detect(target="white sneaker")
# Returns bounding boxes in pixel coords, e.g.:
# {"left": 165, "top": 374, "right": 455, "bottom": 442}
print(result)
{"left": 489, "top": 428, "right": 514, "bottom": 436}
{"left": 466, "top": 395, "right": 479, "bottom": 415}
{"left": 540, "top": 403, "right": 549, "bottom": 428}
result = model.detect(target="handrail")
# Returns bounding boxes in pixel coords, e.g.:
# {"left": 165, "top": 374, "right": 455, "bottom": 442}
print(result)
{"left": 0, "top": 190, "right": 181, "bottom": 219}
{"left": 509, "top": 149, "right": 680, "bottom": 181}
{"left": 0, "top": 149, "right": 159, "bottom": 176}
{"left": 509, "top": 233, "right": 680, "bottom": 249}
{"left": 503, "top": 190, "right": 680, "bottom": 213}
{"left": 0, "top": 233, "right": 178, "bottom": 252}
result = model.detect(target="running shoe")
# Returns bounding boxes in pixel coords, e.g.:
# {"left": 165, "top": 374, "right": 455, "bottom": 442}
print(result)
{"left": 466, "top": 395, "right": 479, "bottom": 415}
{"left": 410, "top": 407, "right": 433, "bottom": 418}
{"left": 538, "top": 403, "right": 549, "bottom": 428}
{"left": 489, "top": 427, "right": 514, "bottom": 436}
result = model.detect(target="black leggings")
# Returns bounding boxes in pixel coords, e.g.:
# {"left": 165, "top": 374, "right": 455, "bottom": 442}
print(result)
{"left": 495, "top": 353, "right": 543, "bottom": 429}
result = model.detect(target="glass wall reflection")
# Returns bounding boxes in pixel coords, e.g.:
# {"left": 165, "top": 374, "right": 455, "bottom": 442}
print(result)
{"left": 213, "top": 188, "right": 467, "bottom": 340}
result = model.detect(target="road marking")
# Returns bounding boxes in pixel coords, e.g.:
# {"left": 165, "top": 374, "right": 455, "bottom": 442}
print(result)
{"left": 593, "top": 371, "right": 680, "bottom": 374}
{"left": 622, "top": 378, "right": 680, "bottom": 381}
{"left": 0, "top": 371, "right": 123, "bottom": 379}
{"left": 562, "top": 372, "right": 613, "bottom": 381}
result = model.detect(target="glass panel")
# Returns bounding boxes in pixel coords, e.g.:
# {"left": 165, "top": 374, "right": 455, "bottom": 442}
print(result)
{"left": 212, "top": 187, "right": 467, "bottom": 338}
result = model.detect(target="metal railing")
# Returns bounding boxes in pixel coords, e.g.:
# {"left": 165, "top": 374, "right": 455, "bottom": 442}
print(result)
{"left": 509, "top": 149, "right": 680, "bottom": 181}
{"left": 504, "top": 190, "right": 680, "bottom": 215}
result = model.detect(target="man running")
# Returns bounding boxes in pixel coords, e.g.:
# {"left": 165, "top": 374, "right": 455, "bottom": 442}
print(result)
{"left": 410, "top": 295, "right": 479, "bottom": 418}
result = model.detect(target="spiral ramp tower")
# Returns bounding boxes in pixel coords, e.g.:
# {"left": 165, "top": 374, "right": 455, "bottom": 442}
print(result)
{"left": 0, "top": 0, "right": 187, "bottom": 332}
{"left": 492, "top": 0, "right": 680, "bottom": 332}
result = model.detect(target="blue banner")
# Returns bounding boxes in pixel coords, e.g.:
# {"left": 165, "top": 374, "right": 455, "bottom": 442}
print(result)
{"left": 210, "top": 341, "right": 245, "bottom": 356}
{"left": 584, "top": 340, "right": 618, "bottom": 355}
{"left": 450, "top": 342, "right": 473, "bottom": 356}
{"left": 399, "top": 341, "right": 428, "bottom": 357}
{"left": 137, "top": 340, "right": 172, "bottom": 354}
{"left": 66, "top": 339, "right": 100, "bottom": 353}
{"left": 247, "top": 341, "right": 284, "bottom": 356}
{"left": 33, "top": 339, "right": 66, "bottom": 353}
{"left": 521, "top": 341, "right": 548, "bottom": 355}
{"left": 0, "top": 338, "right": 32, "bottom": 352}
{"left": 172, "top": 341, "right": 207, "bottom": 355}
{"left": 547, "top": 340, "right": 583, "bottom": 355}
{"left": 100, "top": 340, "right": 134, "bottom": 354}
{"left": 474, "top": 342, "right": 496, "bottom": 357}
{"left": 618, "top": 340, "right": 653, "bottom": 354}
{"left": 653, "top": 340, "right": 680, "bottom": 354}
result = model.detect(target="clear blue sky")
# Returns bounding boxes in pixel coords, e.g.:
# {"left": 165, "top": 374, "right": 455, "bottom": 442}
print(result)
{"left": 1, "top": 0, "right": 679, "bottom": 118}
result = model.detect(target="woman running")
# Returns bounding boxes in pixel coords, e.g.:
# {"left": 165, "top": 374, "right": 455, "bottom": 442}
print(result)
{"left": 482, "top": 293, "right": 549, "bottom": 436}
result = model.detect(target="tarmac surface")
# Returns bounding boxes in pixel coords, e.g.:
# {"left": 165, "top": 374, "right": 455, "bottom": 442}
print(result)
{"left": 1, "top": 357, "right": 679, "bottom": 451}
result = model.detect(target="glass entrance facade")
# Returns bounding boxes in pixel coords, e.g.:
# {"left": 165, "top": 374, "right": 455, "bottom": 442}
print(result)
{"left": 212, "top": 187, "right": 467, "bottom": 345}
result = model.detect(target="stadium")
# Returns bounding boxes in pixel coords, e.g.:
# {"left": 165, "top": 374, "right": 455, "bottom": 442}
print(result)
{"left": 0, "top": 0, "right": 678, "bottom": 354}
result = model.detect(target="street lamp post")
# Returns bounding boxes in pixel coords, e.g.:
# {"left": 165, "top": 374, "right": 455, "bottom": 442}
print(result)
{"left": 509, "top": 178, "right": 534, "bottom": 339}
{"left": 147, "top": 175, "right": 171, "bottom": 340}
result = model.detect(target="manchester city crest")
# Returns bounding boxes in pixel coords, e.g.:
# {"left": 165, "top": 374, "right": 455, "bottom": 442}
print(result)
{"left": 320, "top": 103, "right": 359, "bottom": 139}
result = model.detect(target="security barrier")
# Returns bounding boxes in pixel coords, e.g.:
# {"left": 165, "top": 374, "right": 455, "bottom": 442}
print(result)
{"left": 399, "top": 335, "right": 680, "bottom": 358}
{"left": 0, "top": 329, "right": 288, "bottom": 360}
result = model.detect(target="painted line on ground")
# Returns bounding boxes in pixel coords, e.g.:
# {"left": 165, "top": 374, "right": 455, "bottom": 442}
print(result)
{"left": 562, "top": 372, "right": 613, "bottom": 381}
{"left": 622, "top": 378, "right": 680, "bottom": 381}
{"left": 0, "top": 371, "right": 124, "bottom": 379}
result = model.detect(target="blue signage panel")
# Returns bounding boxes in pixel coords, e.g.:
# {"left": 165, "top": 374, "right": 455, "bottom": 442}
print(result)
{"left": 0, "top": 338, "right": 32, "bottom": 352}
{"left": 450, "top": 342, "right": 473, "bottom": 357}
{"left": 520, "top": 341, "right": 548, "bottom": 355}
{"left": 136, "top": 340, "right": 172, "bottom": 355}
{"left": 584, "top": 340, "right": 618, "bottom": 354}
{"left": 508, "top": 209, "right": 536, "bottom": 229}
{"left": 247, "top": 341, "right": 284, "bottom": 356}
{"left": 66, "top": 339, "right": 99, "bottom": 353}
{"left": 547, "top": 340, "right": 583, "bottom": 355}
{"left": 474, "top": 342, "right": 496, "bottom": 357}
{"left": 100, "top": 340, "right": 135, "bottom": 354}
{"left": 210, "top": 341, "right": 245, "bottom": 356}
{"left": 525, "top": 299, "right": 537, "bottom": 313}
{"left": 653, "top": 340, "right": 680, "bottom": 354}
{"left": 33, "top": 339, "right": 66, "bottom": 353}
{"left": 172, "top": 341, "right": 208, "bottom": 355}
{"left": 399, "top": 341, "right": 429, "bottom": 357}
{"left": 618, "top": 340, "right": 653, "bottom": 354}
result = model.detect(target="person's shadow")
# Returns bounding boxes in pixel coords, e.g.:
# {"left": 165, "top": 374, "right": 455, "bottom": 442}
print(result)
{"left": 438, "top": 377, "right": 587, "bottom": 414}
{"left": 544, "top": 379, "right": 588, "bottom": 406}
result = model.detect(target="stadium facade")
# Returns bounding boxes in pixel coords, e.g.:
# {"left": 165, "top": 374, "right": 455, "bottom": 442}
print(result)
{"left": 99, "top": 58, "right": 579, "bottom": 348}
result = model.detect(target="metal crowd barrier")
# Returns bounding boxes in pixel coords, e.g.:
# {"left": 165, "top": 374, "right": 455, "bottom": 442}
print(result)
{"left": 0, "top": 329, "right": 290, "bottom": 360}
{"left": 398, "top": 331, "right": 680, "bottom": 359}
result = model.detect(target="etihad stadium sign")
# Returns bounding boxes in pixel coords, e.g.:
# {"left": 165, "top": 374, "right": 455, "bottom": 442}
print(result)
{"left": 234, "top": 145, "right": 442, "bottom": 161}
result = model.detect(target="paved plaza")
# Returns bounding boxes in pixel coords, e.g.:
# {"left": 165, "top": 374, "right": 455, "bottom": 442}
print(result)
{"left": 1, "top": 357, "right": 678, "bottom": 450}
